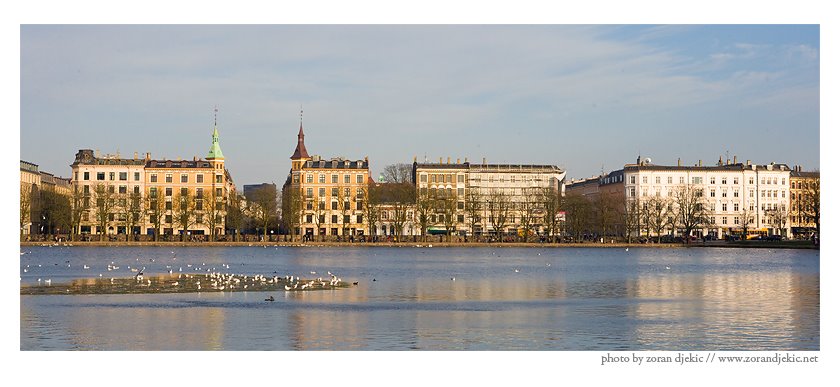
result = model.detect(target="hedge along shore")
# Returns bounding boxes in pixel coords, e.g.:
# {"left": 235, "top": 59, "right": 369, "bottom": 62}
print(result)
{"left": 19, "top": 240, "right": 817, "bottom": 249}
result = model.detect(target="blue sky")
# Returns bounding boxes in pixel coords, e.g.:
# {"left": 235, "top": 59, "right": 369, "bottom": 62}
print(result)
{"left": 20, "top": 25, "right": 819, "bottom": 185}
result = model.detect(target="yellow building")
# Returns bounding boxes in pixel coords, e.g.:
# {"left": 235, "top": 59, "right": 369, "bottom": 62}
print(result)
{"left": 70, "top": 118, "right": 236, "bottom": 240}
{"left": 789, "top": 166, "right": 819, "bottom": 238}
{"left": 284, "top": 121, "right": 370, "bottom": 239}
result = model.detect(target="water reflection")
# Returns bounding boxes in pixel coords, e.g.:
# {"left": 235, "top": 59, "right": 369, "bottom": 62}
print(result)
{"left": 20, "top": 246, "right": 818, "bottom": 350}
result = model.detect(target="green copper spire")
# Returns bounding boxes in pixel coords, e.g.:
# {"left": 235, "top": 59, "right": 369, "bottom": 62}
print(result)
{"left": 207, "top": 108, "right": 225, "bottom": 159}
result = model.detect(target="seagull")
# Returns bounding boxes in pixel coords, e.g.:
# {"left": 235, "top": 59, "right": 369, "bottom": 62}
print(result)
{"left": 284, "top": 285, "right": 292, "bottom": 291}
{"left": 514, "top": 269, "right": 520, "bottom": 273}
{"left": 451, "top": 277, "right": 455, "bottom": 281}
{"left": 625, "top": 248, "right": 629, "bottom": 252}
{"left": 665, "top": 266, "right": 671, "bottom": 270}
{"left": 83, "top": 265, "right": 90, "bottom": 269}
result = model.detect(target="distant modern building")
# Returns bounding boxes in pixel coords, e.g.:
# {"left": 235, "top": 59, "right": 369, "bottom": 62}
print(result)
{"left": 412, "top": 157, "right": 566, "bottom": 236}
{"left": 70, "top": 115, "right": 236, "bottom": 239}
{"left": 282, "top": 119, "right": 371, "bottom": 239}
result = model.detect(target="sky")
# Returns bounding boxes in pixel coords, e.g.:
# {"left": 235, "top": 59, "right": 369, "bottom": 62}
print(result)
{"left": 20, "top": 24, "right": 819, "bottom": 186}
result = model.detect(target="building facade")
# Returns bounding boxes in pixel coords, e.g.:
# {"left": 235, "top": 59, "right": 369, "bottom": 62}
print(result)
{"left": 623, "top": 157, "right": 792, "bottom": 239}
{"left": 413, "top": 158, "right": 566, "bottom": 237}
{"left": 283, "top": 122, "right": 370, "bottom": 239}
{"left": 789, "top": 166, "right": 819, "bottom": 238}
{"left": 70, "top": 122, "right": 236, "bottom": 239}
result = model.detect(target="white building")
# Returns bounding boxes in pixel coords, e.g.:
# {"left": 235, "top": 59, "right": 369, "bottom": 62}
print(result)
{"left": 413, "top": 158, "right": 565, "bottom": 236}
{"left": 623, "top": 157, "right": 792, "bottom": 238}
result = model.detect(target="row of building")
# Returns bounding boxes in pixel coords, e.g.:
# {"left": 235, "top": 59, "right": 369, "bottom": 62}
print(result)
{"left": 21, "top": 113, "right": 819, "bottom": 241}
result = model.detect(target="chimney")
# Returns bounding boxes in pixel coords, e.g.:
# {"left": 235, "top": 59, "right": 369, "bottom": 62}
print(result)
{"left": 95, "top": 149, "right": 100, "bottom": 158}
{"left": 465, "top": 157, "right": 468, "bottom": 163}
{"left": 699, "top": 159, "right": 702, "bottom": 167}
{"left": 145, "top": 152, "right": 151, "bottom": 162}
{"left": 677, "top": 158, "right": 681, "bottom": 167}
{"left": 456, "top": 158, "right": 460, "bottom": 164}
{"left": 193, "top": 156, "right": 197, "bottom": 161}
{"left": 482, "top": 157, "right": 486, "bottom": 165}
{"left": 413, "top": 156, "right": 417, "bottom": 163}
{"left": 447, "top": 157, "right": 451, "bottom": 164}
{"left": 733, "top": 155, "right": 737, "bottom": 164}
{"left": 134, "top": 152, "right": 138, "bottom": 160}
{"left": 726, "top": 158, "right": 730, "bottom": 165}
{"left": 365, "top": 156, "right": 368, "bottom": 163}
{"left": 439, "top": 157, "right": 443, "bottom": 164}
{"left": 747, "top": 159, "right": 751, "bottom": 165}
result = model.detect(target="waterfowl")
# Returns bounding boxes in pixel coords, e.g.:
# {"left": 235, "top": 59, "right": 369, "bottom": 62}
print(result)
{"left": 265, "top": 296, "right": 275, "bottom": 301}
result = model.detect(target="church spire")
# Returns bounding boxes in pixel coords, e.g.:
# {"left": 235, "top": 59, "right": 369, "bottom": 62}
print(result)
{"left": 207, "top": 106, "right": 225, "bottom": 160}
{"left": 290, "top": 107, "right": 310, "bottom": 160}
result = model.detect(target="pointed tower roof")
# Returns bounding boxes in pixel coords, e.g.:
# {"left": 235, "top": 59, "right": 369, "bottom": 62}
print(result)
{"left": 207, "top": 109, "right": 225, "bottom": 160}
{"left": 290, "top": 121, "right": 310, "bottom": 160}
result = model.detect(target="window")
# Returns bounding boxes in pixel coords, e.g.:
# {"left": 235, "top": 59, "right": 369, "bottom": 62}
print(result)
{"left": 734, "top": 190, "right": 739, "bottom": 198}
{"left": 781, "top": 178, "right": 786, "bottom": 185}
{"left": 667, "top": 176, "right": 673, "bottom": 184}
{"left": 750, "top": 190, "right": 754, "bottom": 198}
{"left": 306, "top": 175, "right": 313, "bottom": 183}
{"left": 356, "top": 215, "right": 363, "bottom": 223}
{"left": 196, "top": 214, "right": 203, "bottom": 223}
{"left": 150, "top": 187, "right": 157, "bottom": 198}
{"left": 293, "top": 175, "right": 300, "bottom": 184}
{"left": 721, "top": 177, "right": 727, "bottom": 185}
{"left": 119, "top": 185, "right": 127, "bottom": 194}
{"left": 181, "top": 174, "right": 188, "bottom": 183}
{"left": 166, "top": 201, "right": 172, "bottom": 210}
{"left": 781, "top": 190, "right": 785, "bottom": 198}
{"left": 150, "top": 174, "right": 158, "bottom": 183}
{"left": 83, "top": 185, "right": 90, "bottom": 194}
{"left": 196, "top": 200, "right": 203, "bottom": 210}
{"left": 773, "top": 178, "right": 778, "bottom": 185}
{"left": 108, "top": 185, "right": 115, "bottom": 194}
{"left": 357, "top": 188, "right": 364, "bottom": 198}
{"left": 119, "top": 172, "right": 127, "bottom": 181}
{"left": 722, "top": 190, "right": 727, "bottom": 198}
{"left": 722, "top": 217, "right": 728, "bottom": 225}
{"left": 457, "top": 188, "right": 464, "bottom": 196}
{"left": 734, "top": 203, "right": 739, "bottom": 212}
{"left": 630, "top": 176, "right": 636, "bottom": 184}
{"left": 196, "top": 188, "right": 203, "bottom": 198}
{"left": 722, "top": 203, "right": 727, "bottom": 211}
{"left": 332, "top": 175, "right": 338, "bottom": 183}
{"left": 134, "top": 172, "right": 140, "bottom": 181}
{"left": 215, "top": 188, "right": 222, "bottom": 197}
{"left": 710, "top": 177, "right": 716, "bottom": 185}
{"left": 331, "top": 187, "right": 339, "bottom": 196}
{"left": 761, "top": 177, "right": 766, "bottom": 185}
{"left": 306, "top": 188, "right": 313, "bottom": 197}
{"left": 420, "top": 174, "right": 427, "bottom": 183}
{"left": 215, "top": 175, "right": 222, "bottom": 184}
{"left": 655, "top": 176, "right": 660, "bottom": 184}
{"left": 180, "top": 188, "right": 187, "bottom": 196}
{"left": 457, "top": 175, "right": 464, "bottom": 183}
{"left": 457, "top": 215, "right": 464, "bottom": 223}
{"left": 733, "top": 177, "right": 738, "bottom": 185}
{"left": 306, "top": 215, "right": 313, "bottom": 223}
{"left": 331, "top": 215, "right": 338, "bottom": 223}
{"left": 331, "top": 201, "right": 338, "bottom": 210}
{"left": 319, "top": 174, "right": 326, "bottom": 184}
{"left": 345, "top": 174, "right": 351, "bottom": 184}
{"left": 197, "top": 174, "right": 204, "bottom": 183}
{"left": 692, "top": 177, "right": 702, "bottom": 184}
{"left": 734, "top": 216, "right": 740, "bottom": 225}
{"left": 680, "top": 177, "right": 685, "bottom": 184}
{"left": 83, "top": 172, "right": 90, "bottom": 180}
{"left": 629, "top": 187, "right": 636, "bottom": 197}
{"left": 344, "top": 215, "right": 350, "bottom": 224}
{"left": 97, "top": 172, "right": 105, "bottom": 181}
{"left": 357, "top": 174, "right": 363, "bottom": 184}
{"left": 749, "top": 177, "right": 754, "bottom": 185}
{"left": 710, "top": 189, "right": 715, "bottom": 198}
{"left": 319, "top": 188, "right": 325, "bottom": 197}
{"left": 165, "top": 174, "right": 172, "bottom": 183}
{"left": 109, "top": 172, "right": 115, "bottom": 180}
{"left": 166, "top": 188, "right": 172, "bottom": 197}
{"left": 642, "top": 176, "right": 647, "bottom": 184}
{"left": 134, "top": 186, "right": 140, "bottom": 195}
{"left": 165, "top": 215, "right": 172, "bottom": 223}
{"left": 761, "top": 190, "right": 765, "bottom": 198}
{"left": 356, "top": 201, "right": 362, "bottom": 210}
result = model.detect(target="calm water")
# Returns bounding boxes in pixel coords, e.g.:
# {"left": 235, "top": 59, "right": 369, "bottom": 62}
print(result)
{"left": 20, "top": 245, "right": 819, "bottom": 350}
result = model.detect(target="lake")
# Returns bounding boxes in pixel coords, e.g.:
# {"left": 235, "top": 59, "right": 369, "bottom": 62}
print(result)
{"left": 20, "top": 245, "right": 819, "bottom": 350}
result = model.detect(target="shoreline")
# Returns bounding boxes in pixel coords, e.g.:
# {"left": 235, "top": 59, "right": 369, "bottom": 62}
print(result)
{"left": 19, "top": 240, "right": 818, "bottom": 249}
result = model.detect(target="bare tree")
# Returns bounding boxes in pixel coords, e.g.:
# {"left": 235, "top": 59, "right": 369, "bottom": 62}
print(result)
{"left": 517, "top": 188, "right": 541, "bottom": 242}
{"left": 248, "top": 184, "right": 278, "bottom": 241}
{"left": 20, "top": 183, "right": 33, "bottom": 240}
{"left": 336, "top": 185, "right": 354, "bottom": 237}
{"left": 643, "top": 195, "right": 671, "bottom": 242}
{"left": 802, "top": 174, "right": 820, "bottom": 236}
{"left": 540, "top": 187, "right": 563, "bottom": 243}
{"left": 439, "top": 189, "right": 458, "bottom": 242}
{"left": 203, "top": 187, "right": 225, "bottom": 242}
{"left": 146, "top": 187, "right": 166, "bottom": 241}
{"left": 464, "top": 186, "right": 484, "bottom": 241}
{"left": 382, "top": 163, "right": 414, "bottom": 184}
{"left": 592, "top": 191, "right": 618, "bottom": 241}
{"left": 377, "top": 183, "right": 415, "bottom": 242}
{"left": 416, "top": 188, "right": 434, "bottom": 242}
{"left": 173, "top": 188, "right": 198, "bottom": 242}
{"left": 622, "top": 199, "right": 641, "bottom": 243}
{"left": 361, "top": 183, "right": 381, "bottom": 239}
{"left": 486, "top": 189, "right": 511, "bottom": 240}
{"left": 673, "top": 184, "right": 711, "bottom": 243}
{"left": 738, "top": 206, "right": 755, "bottom": 239}
{"left": 281, "top": 186, "right": 303, "bottom": 241}
{"left": 69, "top": 185, "right": 86, "bottom": 241}
{"left": 563, "top": 193, "right": 591, "bottom": 242}
{"left": 38, "top": 188, "right": 71, "bottom": 237}
{"left": 226, "top": 189, "right": 244, "bottom": 241}
{"left": 93, "top": 183, "right": 116, "bottom": 241}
